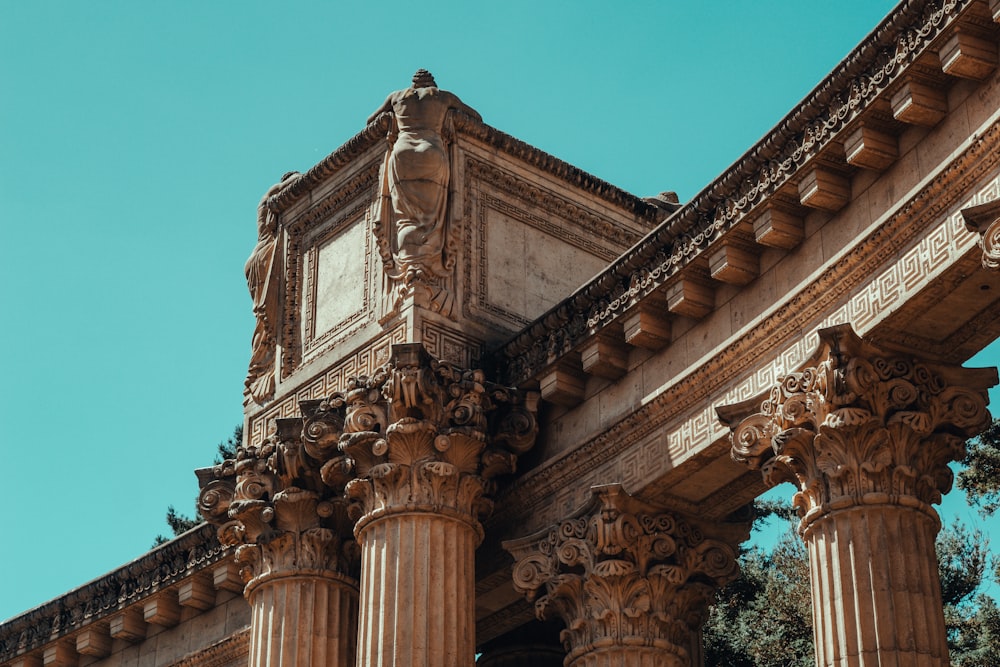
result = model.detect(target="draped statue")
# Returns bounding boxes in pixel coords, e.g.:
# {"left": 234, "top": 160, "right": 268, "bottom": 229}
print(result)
{"left": 244, "top": 171, "right": 300, "bottom": 404}
{"left": 368, "top": 69, "right": 481, "bottom": 311}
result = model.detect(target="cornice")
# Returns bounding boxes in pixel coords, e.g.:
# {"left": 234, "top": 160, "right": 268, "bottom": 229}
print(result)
{"left": 0, "top": 524, "right": 226, "bottom": 662}
{"left": 450, "top": 113, "right": 659, "bottom": 221}
{"left": 488, "top": 116, "right": 1000, "bottom": 534}
{"left": 166, "top": 628, "right": 250, "bottom": 667}
{"left": 266, "top": 111, "right": 659, "bottom": 224}
{"left": 499, "top": 0, "right": 980, "bottom": 385}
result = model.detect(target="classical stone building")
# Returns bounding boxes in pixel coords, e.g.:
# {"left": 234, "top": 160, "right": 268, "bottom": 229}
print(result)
{"left": 4, "top": 1, "right": 1000, "bottom": 666}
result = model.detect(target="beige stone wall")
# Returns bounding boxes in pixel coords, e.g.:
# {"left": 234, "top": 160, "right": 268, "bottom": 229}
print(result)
{"left": 495, "top": 58, "right": 1000, "bottom": 539}
{"left": 84, "top": 594, "right": 249, "bottom": 667}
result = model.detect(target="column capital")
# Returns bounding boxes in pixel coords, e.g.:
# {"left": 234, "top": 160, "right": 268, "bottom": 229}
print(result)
{"left": 504, "top": 485, "right": 745, "bottom": 667}
{"left": 719, "top": 324, "right": 996, "bottom": 530}
{"left": 962, "top": 197, "right": 1000, "bottom": 271}
{"left": 308, "top": 343, "right": 539, "bottom": 539}
{"left": 196, "top": 419, "right": 359, "bottom": 594}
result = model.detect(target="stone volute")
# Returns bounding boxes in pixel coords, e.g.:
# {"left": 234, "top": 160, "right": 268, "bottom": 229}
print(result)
{"left": 504, "top": 484, "right": 747, "bottom": 667}
{"left": 962, "top": 198, "right": 1000, "bottom": 272}
{"left": 203, "top": 343, "right": 538, "bottom": 667}
{"left": 305, "top": 343, "right": 538, "bottom": 667}
{"left": 718, "top": 323, "right": 997, "bottom": 667}
{"left": 196, "top": 417, "right": 360, "bottom": 667}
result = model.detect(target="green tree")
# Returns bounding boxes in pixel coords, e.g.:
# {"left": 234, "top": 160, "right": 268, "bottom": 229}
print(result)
{"left": 703, "top": 501, "right": 998, "bottom": 665}
{"left": 152, "top": 425, "right": 242, "bottom": 545}
{"left": 958, "top": 418, "right": 1000, "bottom": 517}
{"left": 705, "top": 418, "right": 1000, "bottom": 665}
{"left": 703, "top": 525, "right": 813, "bottom": 667}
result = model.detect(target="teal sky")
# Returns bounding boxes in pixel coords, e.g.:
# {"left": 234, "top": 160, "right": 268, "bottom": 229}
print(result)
{"left": 2, "top": 1, "right": 997, "bottom": 622}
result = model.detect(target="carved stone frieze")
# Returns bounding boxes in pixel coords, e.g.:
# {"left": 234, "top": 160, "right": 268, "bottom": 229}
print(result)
{"left": 501, "top": 0, "right": 980, "bottom": 385}
{"left": 0, "top": 526, "right": 228, "bottom": 663}
{"left": 166, "top": 629, "right": 250, "bottom": 667}
{"left": 281, "top": 165, "right": 381, "bottom": 379}
{"left": 720, "top": 324, "right": 996, "bottom": 530}
{"left": 504, "top": 485, "right": 745, "bottom": 667}
{"left": 490, "top": 124, "right": 1000, "bottom": 538}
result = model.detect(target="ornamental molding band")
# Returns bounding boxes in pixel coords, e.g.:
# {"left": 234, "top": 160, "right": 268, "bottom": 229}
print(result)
{"left": 962, "top": 196, "right": 1000, "bottom": 270}
{"left": 492, "top": 148, "right": 1000, "bottom": 535}
{"left": 504, "top": 485, "right": 747, "bottom": 667}
{"left": 718, "top": 323, "right": 997, "bottom": 532}
{"left": 0, "top": 524, "right": 230, "bottom": 663}
{"left": 368, "top": 69, "right": 483, "bottom": 317}
{"left": 500, "top": 0, "right": 983, "bottom": 385}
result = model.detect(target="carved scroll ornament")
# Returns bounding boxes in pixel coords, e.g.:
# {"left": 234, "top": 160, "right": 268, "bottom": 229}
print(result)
{"left": 504, "top": 485, "right": 744, "bottom": 667}
{"left": 201, "top": 343, "right": 538, "bottom": 590}
{"left": 302, "top": 343, "right": 538, "bottom": 538}
{"left": 196, "top": 418, "right": 358, "bottom": 593}
{"left": 719, "top": 324, "right": 996, "bottom": 532}
{"left": 962, "top": 198, "right": 1000, "bottom": 271}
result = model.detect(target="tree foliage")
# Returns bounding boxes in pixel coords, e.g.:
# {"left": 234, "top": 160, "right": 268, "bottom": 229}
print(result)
{"left": 152, "top": 425, "right": 243, "bottom": 546}
{"left": 958, "top": 418, "right": 1000, "bottom": 517}
{"left": 704, "top": 527, "right": 813, "bottom": 667}
{"left": 703, "top": 493, "right": 998, "bottom": 666}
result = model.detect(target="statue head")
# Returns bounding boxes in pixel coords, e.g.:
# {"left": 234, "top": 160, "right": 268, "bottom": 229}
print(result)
{"left": 412, "top": 69, "right": 437, "bottom": 89}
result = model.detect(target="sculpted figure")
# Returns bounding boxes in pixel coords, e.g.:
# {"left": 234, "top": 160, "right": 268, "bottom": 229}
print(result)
{"left": 368, "top": 69, "right": 481, "bottom": 283}
{"left": 244, "top": 171, "right": 300, "bottom": 404}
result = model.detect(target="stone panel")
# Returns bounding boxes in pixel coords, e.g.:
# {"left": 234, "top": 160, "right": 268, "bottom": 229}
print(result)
{"left": 305, "top": 217, "right": 370, "bottom": 353}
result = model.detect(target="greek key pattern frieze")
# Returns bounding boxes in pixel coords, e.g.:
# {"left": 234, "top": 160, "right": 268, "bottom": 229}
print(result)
{"left": 248, "top": 323, "right": 407, "bottom": 447}
{"left": 493, "top": 124, "right": 1000, "bottom": 532}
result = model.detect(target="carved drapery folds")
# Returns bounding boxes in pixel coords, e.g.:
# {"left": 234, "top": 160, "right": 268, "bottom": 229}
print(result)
{"left": 368, "top": 69, "right": 483, "bottom": 317}
{"left": 244, "top": 171, "right": 301, "bottom": 406}
{"left": 962, "top": 198, "right": 1000, "bottom": 271}
{"left": 504, "top": 485, "right": 745, "bottom": 667}
{"left": 721, "top": 324, "right": 995, "bottom": 531}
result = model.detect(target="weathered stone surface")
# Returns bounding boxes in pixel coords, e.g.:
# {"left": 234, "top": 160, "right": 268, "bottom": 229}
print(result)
{"left": 505, "top": 485, "right": 747, "bottom": 667}
{"left": 962, "top": 197, "right": 1000, "bottom": 271}
{"left": 721, "top": 324, "right": 997, "bottom": 666}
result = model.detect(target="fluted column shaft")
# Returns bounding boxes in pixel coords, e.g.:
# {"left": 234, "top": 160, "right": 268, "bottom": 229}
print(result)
{"left": 804, "top": 505, "right": 947, "bottom": 667}
{"left": 722, "top": 325, "right": 996, "bottom": 667}
{"left": 355, "top": 512, "right": 478, "bottom": 667}
{"left": 248, "top": 573, "right": 359, "bottom": 667}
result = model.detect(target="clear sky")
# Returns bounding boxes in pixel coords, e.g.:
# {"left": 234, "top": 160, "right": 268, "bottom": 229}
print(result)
{"left": 2, "top": 0, "right": 996, "bottom": 622}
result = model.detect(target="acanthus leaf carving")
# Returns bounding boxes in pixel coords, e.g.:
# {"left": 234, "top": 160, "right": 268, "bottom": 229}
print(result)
{"left": 504, "top": 485, "right": 746, "bottom": 667}
{"left": 203, "top": 342, "right": 539, "bottom": 591}
{"left": 720, "top": 324, "right": 996, "bottom": 532}
{"left": 334, "top": 344, "right": 538, "bottom": 536}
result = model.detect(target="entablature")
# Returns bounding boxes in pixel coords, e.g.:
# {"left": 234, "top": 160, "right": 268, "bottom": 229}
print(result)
{"left": 0, "top": 526, "right": 245, "bottom": 667}
{"left": 499, "top": 0, "right": 1000, "bottom": 392}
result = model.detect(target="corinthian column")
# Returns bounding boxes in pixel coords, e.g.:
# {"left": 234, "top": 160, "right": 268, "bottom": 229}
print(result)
{"left": 504, "top": 485, "right": 746, "bottom": 667}
{"left": 197, "top": 419, "right": 360, "bottom": 667}
{"left": 720, "top": 324, "right": 997, "bottom": 667}
{"left": 305, "top": 343, "right": 538, "bottom": 667}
